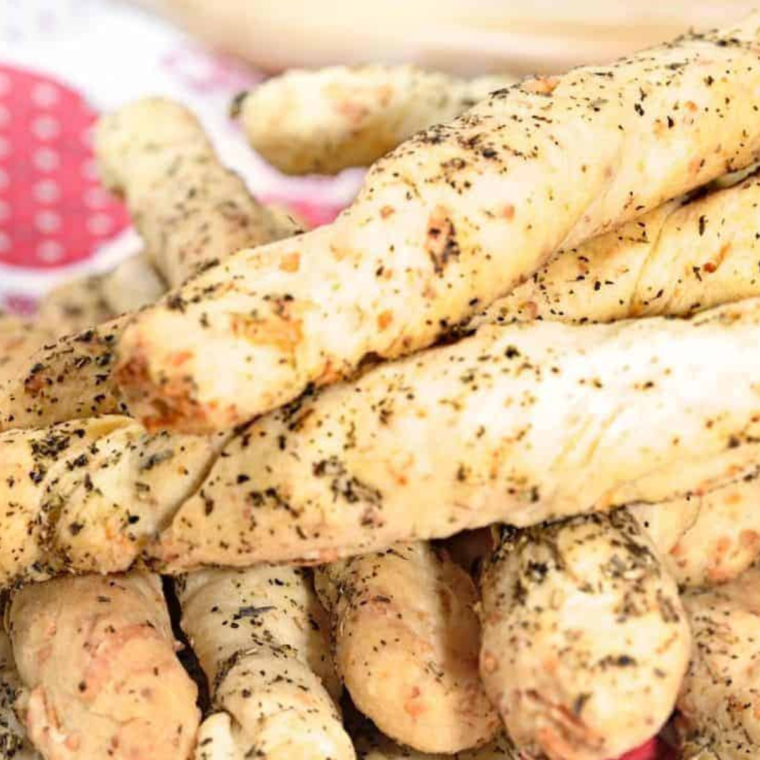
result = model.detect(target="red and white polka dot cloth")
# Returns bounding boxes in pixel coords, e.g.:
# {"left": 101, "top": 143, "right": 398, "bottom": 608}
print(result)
{"left": 0, "top": 64, "right": 129, "bottom": 275}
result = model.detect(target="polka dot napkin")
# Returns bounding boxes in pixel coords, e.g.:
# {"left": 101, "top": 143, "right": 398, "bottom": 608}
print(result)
{"left": 0, "top": 64, "right": 130, "bottom": 273}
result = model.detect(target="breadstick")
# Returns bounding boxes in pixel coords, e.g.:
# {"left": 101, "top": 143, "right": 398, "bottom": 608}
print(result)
{"left": 177, "top": 566, "right": 354, "bottom": 760}
{"left": 116, "top": 16, "right": 760, "bottom": 433}
{"left": 677, "top": 567, "right": 760, "bottom": 759}
{"left": 314, "top": 543, "right": 498, "bottom": 753}
{"left": 22, "top": 163, "right": 760, "bottom": 435}
{"left": 36, "top": 253, "right": 165, "bottom": 338}
{"left": 0, "top": 318, "right": 128, "bottom": 432}
{"left": 154, "top": 297, "right": 760, "bottom": 570}
{"left": 0, "top": 256, "right": 165, "bottom": 431}
{"left": 471, "top": 171, "right": 760, "bottom": 327}
{"left": 8, "top": 573, "right": 199, "bottom": 760}
{"left": 0, "top": 316, "right": 56, "bottom": 393}
{"left": 95, "top": 97, "right": 298, "bottom": 287}
{"left": 36, "top": 274, "right": 114, "bottom": 338}
{"left": 479, "top": 510, "right": 690, "bottom": 760}
{"left": 16, "top": 156, "right": 760, "bottom": 435}
{"left": 5, "top": 299, "right": 760, "bottom": 580}
{"left": 236, "top": 66, "right": 514, "bottom": 175}
{"left": 99, "top": 252, "right": 166, "bottom": 316}
{"left": 631, "top": 475, "right": 760, "bottom": 587}
{"left": 0, "top": 623, "right": 36, "bottom": 759}
{"left": 0, "top": 415, "right": 227, "bottom": 586}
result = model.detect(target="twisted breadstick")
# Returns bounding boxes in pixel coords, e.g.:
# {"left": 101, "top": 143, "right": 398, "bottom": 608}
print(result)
{"left": 677, "top": 567, "right": 760, "bottom": 759}
{"left": 178, "top": 566, "right": 354, "bottom": 760}
{"left": 470, "top": 171, "right": 760, "bottom": 328}
{"left": 155, "top": 298, "right": 760, "bottom": 570}
{"left": 95, "top": 98, "right": 299, "bottom": 287}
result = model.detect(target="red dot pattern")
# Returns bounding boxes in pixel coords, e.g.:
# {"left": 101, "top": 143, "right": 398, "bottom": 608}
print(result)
{"left": 0, "top": 63, "right": 128, "bottom": 271}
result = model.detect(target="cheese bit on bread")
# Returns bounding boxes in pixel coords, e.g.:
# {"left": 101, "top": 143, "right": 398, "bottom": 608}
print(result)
{"left": 235, "top": 65, "right": 514, "bottom": 175}
{"left": 314, "top": 542, "right": 498, "bottom": 753}
{"left": 8, "top": 573, "right": 199, "bottom": 760}
{"left": 177, "top": 566, "right": 354, "bottom": 760}
{"left": 118, "top": 15, "right": 760, "bottom": 433}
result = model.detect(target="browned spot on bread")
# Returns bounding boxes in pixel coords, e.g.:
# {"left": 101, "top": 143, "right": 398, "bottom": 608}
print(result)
{"left": 380, "top": 205, "right": 395, "bottom": 219}
{"left": 481, "top": 651, "right": 498, "bottom": 674}
{"left": 279, "top": 252, "right": 301, "bottom": 273}
{"left": 425, "top": 205, "right": 460, "bottom": 275}
{"left": 377, "top": 311, "right": 393, "bottom": 331}
{"left": 169, "top": 351, "right": 193, "bottom": 368}
{"left": 230, "top": 313, "right": 303, "bottom": 354}
{"left": 703, "top": 242, "right": 731, "bottom": 274}
{"left": 116, "top": 352, "right": 212, "bottom": 434}
{"left": 524, "top": 76, "right": 560, "bottom": 95}
{"left": 335, "top": 99, "right": 370, "bottom": 125}
{"left": 404, "top": 687, "right": 426, "bottom": 718}
{"left": 314, "top": 359, "right": 343, "bottom": 386}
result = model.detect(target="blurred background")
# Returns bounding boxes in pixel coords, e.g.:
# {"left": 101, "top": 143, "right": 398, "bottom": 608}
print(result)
{"left": 132, "top": 0, "right": 758, "bottom": 75}
{"left": 0, "top": 0, "right": 757, "bottom": 310}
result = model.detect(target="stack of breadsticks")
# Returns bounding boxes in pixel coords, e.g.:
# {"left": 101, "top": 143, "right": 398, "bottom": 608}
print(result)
{"left": 5, "top": 13, "right": 760, "bottom": 760}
